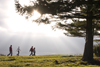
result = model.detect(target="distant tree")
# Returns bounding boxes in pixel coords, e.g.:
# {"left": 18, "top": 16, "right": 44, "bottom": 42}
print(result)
{"left": 0, "top": 54, "right": 6, "bottom": 56}
{"left": 15, "top": 0, "right": 100, "bottom": 61}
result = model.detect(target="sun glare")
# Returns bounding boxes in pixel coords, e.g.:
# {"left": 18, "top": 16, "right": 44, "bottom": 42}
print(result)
{"left": 6, "top": 0, "right": 64, "bottom": 37}
{"left": 30, "top": 10, "right": 41, "bottom": 20}
{"left": 18, "top": 0, "right": 41, "bottom": 20}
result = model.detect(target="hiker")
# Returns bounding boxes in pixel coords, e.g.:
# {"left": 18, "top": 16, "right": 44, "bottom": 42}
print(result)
{"left": 17, "top": 46, "right": 20, "bottom": 56}
{"left": 7, "top": 45, "right": 12, "bottom": 56}
{"left": 29, "top": 46, "right": 34, "bottom": 56}
{"left": 33, "top": 47, "right": 36, "bottom": 56}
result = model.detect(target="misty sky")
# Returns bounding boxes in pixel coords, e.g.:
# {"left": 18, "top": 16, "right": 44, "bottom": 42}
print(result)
{"left": 0, "top": 0, "right": 85, "bottom": 56}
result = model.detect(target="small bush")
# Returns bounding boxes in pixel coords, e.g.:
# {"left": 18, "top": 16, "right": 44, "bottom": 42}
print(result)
{"left": 93, "top": 44, "right": 100, "bottom": 57}
{"left": 0, "top": 54, "right": 6, "bottom": 56}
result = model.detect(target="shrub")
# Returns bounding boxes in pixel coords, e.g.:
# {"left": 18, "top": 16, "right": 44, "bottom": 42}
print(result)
{"left": 93, "top": 44, "right": 100, "bottom": 57}
{"left": 0, "top": 54, "right": 6, "bottom": 56}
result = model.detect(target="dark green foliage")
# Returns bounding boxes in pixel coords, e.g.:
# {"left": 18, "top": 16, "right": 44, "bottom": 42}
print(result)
{"left": 57, "top": 20, "right": 87, "bottom": 37}
{"left": 57, "top": 19, "right": 100, "bottom": 37}
{"left": 14, "top": 0, "right": 100, "bottom": 37}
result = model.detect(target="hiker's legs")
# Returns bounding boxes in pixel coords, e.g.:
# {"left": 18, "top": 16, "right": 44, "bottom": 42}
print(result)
{"left": 17, "top": 51, "right": 19, "bottom": 56}
{"left": 7, "top": 53, "right": 10, "bottom": 56}
{"left": 30, "top": 52, "right": 33, "bottom": 56}
{"left": 34, "top": 52, "right": 35, "bottom": 56}
{"left": 7, "top": 51, "right": 12, "bottom": 56}
{"left": 10, "top": 51, "right": 12, "bottom": 56}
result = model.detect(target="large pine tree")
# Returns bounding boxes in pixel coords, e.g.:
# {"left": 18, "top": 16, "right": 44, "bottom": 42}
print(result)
{"left": 15, "top": 0, "right": 100, "bottom": 61}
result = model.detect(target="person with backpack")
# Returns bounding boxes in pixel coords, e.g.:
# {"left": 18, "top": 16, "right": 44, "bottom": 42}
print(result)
{"left": 7, "top": 45, "right": 13, "bottom": 56}
{"left": 29, "top": 46, "right": 34, "bottom": 56}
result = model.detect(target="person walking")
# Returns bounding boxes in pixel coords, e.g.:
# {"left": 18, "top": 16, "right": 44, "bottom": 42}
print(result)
{"left": 33, "top": 47, "right": 36, "bottom": 56}
{"left": 7, "top": 45, "right": 12, "bottom": 56}
{"left": 17, "top": 46, "right": 20, "bottom": 56}
{"left": 29, "top": 46, "right": 34, "bottom": 56}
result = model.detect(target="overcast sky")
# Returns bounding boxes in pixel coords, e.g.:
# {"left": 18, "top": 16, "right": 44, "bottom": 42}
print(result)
{"left": 0, "top": 0, "right": 85, "bottom": 56}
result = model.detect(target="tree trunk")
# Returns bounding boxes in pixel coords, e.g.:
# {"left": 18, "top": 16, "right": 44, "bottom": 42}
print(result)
{"left": 82, "top": 1, "right": 93, "bottom": 61}
{"left": 82, "top": 14, "right": 93, "bottom": 61}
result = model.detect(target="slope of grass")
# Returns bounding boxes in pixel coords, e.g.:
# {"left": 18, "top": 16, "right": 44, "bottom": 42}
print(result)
{"left": 0, "top": 55, "right": 100, "bottom": 67}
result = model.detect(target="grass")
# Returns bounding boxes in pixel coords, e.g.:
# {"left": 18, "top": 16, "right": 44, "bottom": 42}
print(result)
{"left": 0, "top": 55, "right": 100, "bottom": 67}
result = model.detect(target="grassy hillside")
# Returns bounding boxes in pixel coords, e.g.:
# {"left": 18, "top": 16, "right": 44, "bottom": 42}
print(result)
{"left": 0, "top": 55, "right": 100, "bottom": 67}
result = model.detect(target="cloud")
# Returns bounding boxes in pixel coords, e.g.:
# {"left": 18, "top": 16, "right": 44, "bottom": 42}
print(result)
{"left": 0, "top": 0, "right": 12, "bottom": 29}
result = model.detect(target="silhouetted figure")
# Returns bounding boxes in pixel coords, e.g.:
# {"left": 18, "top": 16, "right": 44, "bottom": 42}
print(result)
{"left": 17, "top": 46, "right": 20, "bottom": 56}
{"left": 33, "top": 47, "right": 36, "bottom": 56}
{"left": 7, "top": 45, "right": 12, "bottom": 56}
{"left": 29, "top": 46, "right": 34, "bottom": 56}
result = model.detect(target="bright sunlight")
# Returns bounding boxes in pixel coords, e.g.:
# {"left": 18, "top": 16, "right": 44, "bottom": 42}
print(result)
{"left": 0, "top": 0, "right": 85, "bottom": 56}
{"left": 6, "top": 0, "right": 63, "bottom": 37}
{"left": 30, "top": 10, "right": 41, "bottom": 20}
